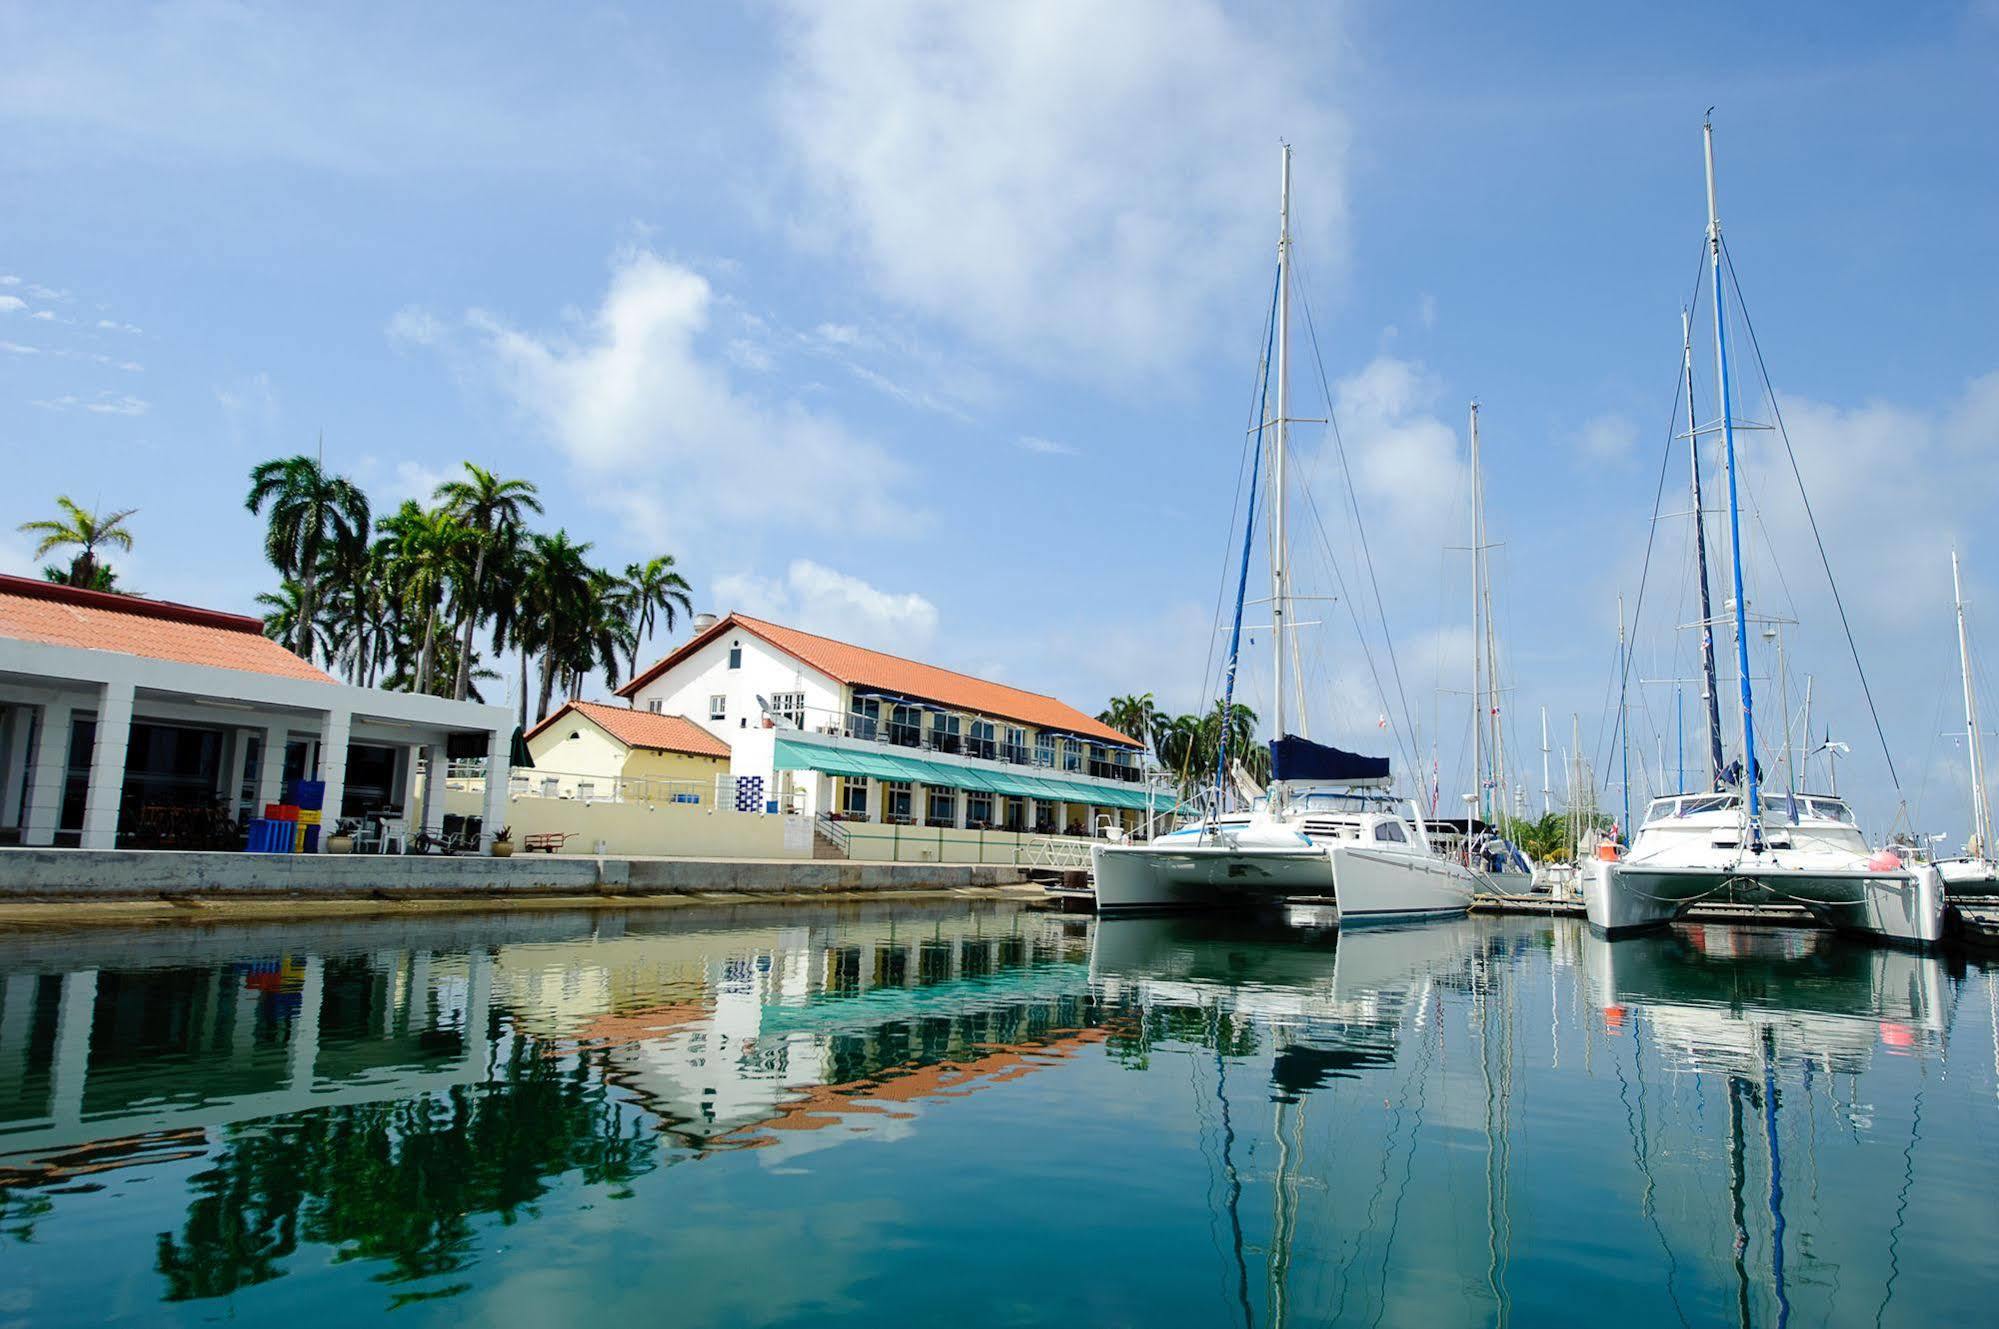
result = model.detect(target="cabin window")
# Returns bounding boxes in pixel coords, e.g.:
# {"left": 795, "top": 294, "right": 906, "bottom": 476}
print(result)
{"left": 1373, "top": 821, "right": 1408, "bottom": 844}
{"left": 727, "top": 644, "right": 742, "bottom": 669}
{"left": 708, "top": 694, "right": 727, "bottom": 720}
{"left": 771, "top": 691, "right": 805, "bottom": 727}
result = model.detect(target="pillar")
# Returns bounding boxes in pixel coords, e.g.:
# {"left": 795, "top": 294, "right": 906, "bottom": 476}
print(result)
{"left": 481, "top": 728, "right": 510, "bottom": 850}
{"left": 49, "top": 969, "right": 97, "bottom": 1130}
{"left": 421, "top": 742, "right": 446, "bottom": 839}
{"left": 223, "top": 727, "right": 256, "bottom": 822}
{"left": 0, "top": 705, "right": 31, "bottom": 832}
{"left": 78, "top": 681, "right": 134, "bottom": 850}
{"left": 314, "top": 709, "right": 351, "bottom": 847}
{"left": 22, "top": 699, "right": 74, "bottom": 846}
{"left": 256, "top": 722, "right": 289, "bottom": 813}
{"left": 287, "top": 954, "right": 322, "bottom": 1091}
{"left": 953, "top": 785, "right": 968, "bottom": 830}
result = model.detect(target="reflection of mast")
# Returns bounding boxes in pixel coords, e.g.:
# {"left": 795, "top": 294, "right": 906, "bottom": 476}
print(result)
{"left": 1212, "top": 1011, "right": 1256, "bottom": 1329}
{"left": 1726, "top": 1077, "right": 1753, "bottom": 1329}
{"left": 1758, "top": 1030, "right": 1793, "bottom": 1329}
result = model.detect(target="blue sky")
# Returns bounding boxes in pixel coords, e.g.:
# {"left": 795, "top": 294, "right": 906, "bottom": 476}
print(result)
{"left": 5, "top": 1, "right": 1998, "bottom": 841}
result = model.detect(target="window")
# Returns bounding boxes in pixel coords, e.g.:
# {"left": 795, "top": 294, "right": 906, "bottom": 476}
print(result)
{"left": 967, "top": 791, "right": 994, "bottom": 826}
{"left": 889, "top": 705, "right": 922, "bottom": 747}
{"left": 646, "top": 698, "right": 662, "bottom": 714}
{"left": 968, "top": 719, "right": 996, "bottom": 761}
{"left": 1373, "top": 820, "right": 1408, "bottom": 844}
{"left": 883, "top": 780, "right": 913, "bottom": 822}
{"left": 1035, "top": 733, "right": 1056, "bottom": 768}
{"left": 841, "top": 778, "right": 870, "bottom": 817}
{"left": 926, "top": 785, "right": 957, "bottom": 826}
{"left": 727, "top": 643, "right": 743, "bottom": 669}
{"left": 930, "top": 712, "right": 961, "bottom": 754}
{"left": 849, "top": 696, "right": 880, "bottom": 739}
{"left": 1003, "top": 728, "right": 1028, "bottom": 765}
{"left": 1002, "top": 797, "right": 1025, "bottom": 831}
{"left": 771, "top": 691, "right": 805, "bottom": 727}
{"left": 709, "top": 694, "right": 727, "bottom": 720}
{"left": 1063, "top": 739, "right": 1082, "bottom": 772}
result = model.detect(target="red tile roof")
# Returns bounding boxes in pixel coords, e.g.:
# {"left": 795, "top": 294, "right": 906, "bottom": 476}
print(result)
{"left": 528, "top": 699, "right": 732, "bottom": 759}
{"left": 616, "top": 612, "right": 1139, "bottom": 748}
{"left": 0, "top": 574, "right": 335, "bottom": 683}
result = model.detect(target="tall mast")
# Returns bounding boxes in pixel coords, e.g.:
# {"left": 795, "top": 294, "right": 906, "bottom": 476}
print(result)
{"left": 1684, "top": 305, "right": 1726, "bottom": 789}
{"left": 1470, "top": 401, "right": 1484, "bottom": 822}
{"left": 1705, "top": 115, "right": 1763, "bottom": 844}
{"left": 1272, "top": 143, "right": 1291, "bottom": 757}
{"left": 1954, "top": 549, "right": 1992, "bottom": 858}
{"left": 1540, "top": 705, "right": 1551, "bottom": 817}
{"left": 1618, "top": 594, "right": 1631, "bottom": 840}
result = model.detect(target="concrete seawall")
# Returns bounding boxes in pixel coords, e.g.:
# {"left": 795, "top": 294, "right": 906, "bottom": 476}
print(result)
{"left": 0, "top": 847, "right": 1030, "bottom": 904}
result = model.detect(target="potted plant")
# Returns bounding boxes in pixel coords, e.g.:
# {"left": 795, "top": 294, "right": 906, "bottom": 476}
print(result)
{"left": 490, "top": 826, "right": 515, "bottom": 858}
{"left": 326, "top": 818, "right": 359, "bottom": 855}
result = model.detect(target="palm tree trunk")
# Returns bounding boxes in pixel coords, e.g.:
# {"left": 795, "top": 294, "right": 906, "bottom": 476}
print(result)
{"left": 536, "top": 649, "right": 557, "bottom": 722}
{"left": 417, "top": 600, "right": 439, "bottom": 694}
{"left": 295, "top": 568, "right": 318, "bottom": 661}
{"left": 518, "top": 640, "right": 530, "bottom": 727}
{"left": 454, "top": 544, "right": 486, "bottom": 701}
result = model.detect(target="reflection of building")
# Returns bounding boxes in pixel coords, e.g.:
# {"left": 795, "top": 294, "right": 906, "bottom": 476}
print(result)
{"left": 0, "top": 574, "right": 511, "bottom": 850}
{"left": 616, "top": 612, "right": 1163, "bottom": 836}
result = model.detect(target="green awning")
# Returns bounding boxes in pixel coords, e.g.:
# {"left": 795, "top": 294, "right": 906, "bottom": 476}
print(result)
{"left": 774, "top": 739, "right": 907, "bottom": 782}
{"left": 774, "top": 738, "right": 1178, "bottom": 811}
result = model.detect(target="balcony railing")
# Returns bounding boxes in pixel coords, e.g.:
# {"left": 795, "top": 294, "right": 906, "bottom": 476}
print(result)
{"left": 809, "top": 704, "right": 1152, "bottom": 786}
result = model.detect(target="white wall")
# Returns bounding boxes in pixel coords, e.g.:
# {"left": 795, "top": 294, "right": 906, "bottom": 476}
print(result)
{"left": 629, "top": 630, "right": 844, "bottom": 751}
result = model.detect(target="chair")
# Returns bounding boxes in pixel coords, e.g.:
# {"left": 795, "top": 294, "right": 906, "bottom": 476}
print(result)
{"left": 377, "top": 817, "right": 407, "bottom": 854}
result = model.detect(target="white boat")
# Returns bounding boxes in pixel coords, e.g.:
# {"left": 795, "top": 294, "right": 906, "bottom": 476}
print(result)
{"left": 1091, "top": 145, "right": 1477, "bottom": 923}
{"left": 1585, "top": 119, "right": 1944, "bottom": 947}
{"left": 1932, "top": 548, "right": 1999, "bottom": 893}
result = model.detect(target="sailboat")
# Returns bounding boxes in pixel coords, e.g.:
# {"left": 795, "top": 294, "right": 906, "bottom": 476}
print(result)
{"left": 1582, "top": 119, "right": 1945, "bottom": 946}
{"left": 1934, "top": 548, "right": 1998, "bottom": 891}
{"left": 1090, "top": 146, "right": 1478, "bottom": 921}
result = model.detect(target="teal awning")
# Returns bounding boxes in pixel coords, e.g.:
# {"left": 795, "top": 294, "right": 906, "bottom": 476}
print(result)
{"left": 774, "top": 738, "right": 1178, "bottom": 811}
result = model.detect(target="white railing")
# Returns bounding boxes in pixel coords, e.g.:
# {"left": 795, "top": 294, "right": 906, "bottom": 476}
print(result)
{"left": 448, "top": 765, "right": 711, "bottom": 808}
{"left": 1021, "top": 835, "right": 1093, "bottom": 870}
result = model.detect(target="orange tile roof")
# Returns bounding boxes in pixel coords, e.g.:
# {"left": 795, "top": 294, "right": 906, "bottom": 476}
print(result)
{"left": 528, "top": 699, "right": 732, "bottom": 758}
{"left": 0, "top": 574, "right": 335, "bottom": 683}
{"left": 617, "top": 613, "right": 1139, "bottom": 748}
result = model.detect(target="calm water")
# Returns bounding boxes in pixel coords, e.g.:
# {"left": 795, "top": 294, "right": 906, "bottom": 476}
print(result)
{"left": 0, "top": 902, "right": 1994, "bottom": 1328}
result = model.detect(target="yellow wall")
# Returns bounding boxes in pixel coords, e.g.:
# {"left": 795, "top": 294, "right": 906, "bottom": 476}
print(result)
{"left": 623, "top": 747, "right": 729, "bottom": 786}
{"left": 441, "top": 785, "right": 803, "bottom": 858}
{"left": 524, "top": 714, "right": 728, "bottom": 800}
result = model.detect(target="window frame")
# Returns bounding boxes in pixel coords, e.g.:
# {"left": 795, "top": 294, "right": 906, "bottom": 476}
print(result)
{"left": 708, "top": 693, "right": 727, "bottom": 721}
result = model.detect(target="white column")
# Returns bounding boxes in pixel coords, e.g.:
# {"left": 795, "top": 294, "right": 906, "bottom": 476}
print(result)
{"left": 953, "top": 782, "right": 968, "bottom": 830}
{"left": 461, "top": 948, "right": 492, "bottom": 1076}
{"left": 49, "top": 969, "right": 97, "bottom": 1130}
{"left": 481, "top": 727, "right": 510, "bottom": 850}
{"left": 22, "top": 699, "right": 74, "bottom": 846}
{"left": 315, "top": 709, "right": 351, "bottom": 849}
{"left": 863, "top": 777, "right": 876, "bottom": 822}
{"left": 79, "top": 682, "right": 134, "bottom": 851}
{"left": 223, "top": 727, "right": 256, "bottom": 822}
{"left": 0, "top": 706, "right": 31, "bottom": 831}
{"left": 398, "top": 743, "right": 422, "bottom": 813}
{"left": 287, "top": 954, "right": 323, "bottom": 1090}
{"left": 421, "top": 742, "right": 446, "bottom": 839}
{"left": 256, "top": 722, "right": 289, "bottom": 813}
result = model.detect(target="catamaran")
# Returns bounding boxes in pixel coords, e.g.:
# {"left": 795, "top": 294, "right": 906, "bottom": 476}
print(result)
{"left": 1091, "top": 146, "right": 1478, "bottom": 921}
{"left": 1582, "top": 120, "right": 1944, "bottom": 945}
{"left": 1934, "top": 548, "right": 1999, "bottom": 892}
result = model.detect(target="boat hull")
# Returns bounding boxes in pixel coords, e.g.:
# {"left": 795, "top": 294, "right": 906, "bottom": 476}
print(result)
{"left": 1090, "top": 841, "right": 1476, "bottom": 921}
{"left": 1584, "top": 858, "right": 1946, "bottom": 945}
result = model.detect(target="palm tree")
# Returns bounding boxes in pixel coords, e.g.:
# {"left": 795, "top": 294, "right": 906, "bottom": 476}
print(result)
{"left": 616, "top": 555, "right": 693, "bottom": 677}
{"left": 19, "top": 496, "right": 136, "bottom": 590}
{"left": 378, "top": 501, "right": 468, "bottom": 696}
{"left": 433, "top": 464, "right": 542, "bottom": 701}
{"left": 518, "top": 530, "right": 598, "bottom": 721}
{"left": 255, "top": 581, "right": 330, "bottom": 662}
{"left": 42, "top": 562, "right": 120, "bottom": 592}
{"left": 1097, "top": 693, "right": 1161, "bottom": 754}
{"left": 1154, "top": 714, "right": 1204, "bottom": 790}
{"left": 245, "top": 455, "right": 369, "bottom": 660}
{"left": 320, "top": 521, "right": 386, "bottom": 686}
{"left": 1200, "top": 700, "right": 1259, "bottom": 781}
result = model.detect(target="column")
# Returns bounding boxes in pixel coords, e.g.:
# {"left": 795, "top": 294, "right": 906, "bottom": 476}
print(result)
{"left": 1024, "top": 798, "right": 1038, "bottom": 835}
{"left": 461, "top": 949, "right": 492, "bottom": 1077}
{"left": 481, "top": 728, "right": 510, "bottom": 851}
{"left": 22, "top": 699, "right": 73, "bottom": 846}
{"left": 398, "top": 743, "right": 422, "bottom": 814}
{"left": 49, "top": 969, "right": 97, "bottom": 1131}
{"left": 314, "top": 709, "right": 350, "bottom": 849}
{"left": 0, "top": 706, "right": 31, "bottom": 832}
{"left": 223, "top": 727, "right": 256, "bottom": 822}
{"left": 953, "top": 784, "right": 968, "bottom": 830}
{"left": 421, "top": 742, "right": 446, "bottom": 839}
{"left": 863, "top": 777, "right": 876, "bottom": 822}
{"left": 286, "top": 954, "right": 323, "bottom": 1091}
{"left": 78, "top": 681, "right": 134, "bottom": 850}
{"left": 256, "top": 722, "right": 289, "bottom": 813}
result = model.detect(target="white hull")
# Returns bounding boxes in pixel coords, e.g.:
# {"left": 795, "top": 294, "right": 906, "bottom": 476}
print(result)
{"left": 1091, "top": 840, "right": 1476, "bottom": 921}
{"left": 1584, "top": 857, "right": 1946, "bottom": 946}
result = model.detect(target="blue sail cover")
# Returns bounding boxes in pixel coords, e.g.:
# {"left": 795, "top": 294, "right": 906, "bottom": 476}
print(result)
{"left": 1270, "top": 736, "right": 1390, "bottom": 785}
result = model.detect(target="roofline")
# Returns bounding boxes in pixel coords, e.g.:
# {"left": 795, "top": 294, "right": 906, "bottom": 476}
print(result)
{"left": 0, "top": 573, "right": 268, "bottom": 635}
{"left": 615, "top": 612, "right": 1142, "bottom": 749}
{"left": 526, "top": 699, "right": 731, "bottom": 758}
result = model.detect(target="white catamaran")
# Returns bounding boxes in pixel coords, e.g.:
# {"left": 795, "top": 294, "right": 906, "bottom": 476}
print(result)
{"left": 1582, "top": 120, "right": 1945, "bottom": 946}
{"left": 1934, "top": 548, "right": 1999, "bottom": 892}
{"left": 1091, "top": 146, "right": 1478, "bottom": 921}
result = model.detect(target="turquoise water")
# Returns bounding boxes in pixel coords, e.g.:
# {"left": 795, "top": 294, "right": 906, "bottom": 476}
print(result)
{"left": 0, "top": 902, "right": 1993, "bottom": 1327}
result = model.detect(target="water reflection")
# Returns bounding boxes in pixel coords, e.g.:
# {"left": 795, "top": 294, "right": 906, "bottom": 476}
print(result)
{"left": 0, "top": 906, "right": 1992, "bottom": 1327}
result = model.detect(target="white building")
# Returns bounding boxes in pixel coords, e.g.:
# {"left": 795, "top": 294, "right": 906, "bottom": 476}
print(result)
{"left": 616, "top": 612, "right": 1170, "bottom": 837}
{"left": 0, "top": 574, "right": 512, "bottom": 852}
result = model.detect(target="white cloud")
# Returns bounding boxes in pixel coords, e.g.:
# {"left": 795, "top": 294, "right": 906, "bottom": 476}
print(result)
{"left": 456, "top": 247, "right": 916, "bottom": 538}
{"left": 1326, "top": 355, "right": 1470, "bottom": 550}
{"left": 385, "top": 305, "right": 444, "bottom": 347}
{"left": 772, "top": 0, "right": 1345, "bottom": 375}
{"left": 1017, "top": 434, "right": 1076, "bottom": 457}
{"left": 85, "top": 392, "right": 149, "bottom": 416}
{"left": 386, "top": 459, "right": 454, "bottom": 505}
{"left": 28, "top": 309, "right": 55, "bottom": 321}
{"left": 95, "top": 318, "right": 142, "bottom": 334}
{"left": 725, "top": 338, "right": 774, "bottom": 372}
{"left": 713, "top": 559, "right": 939, "bottom": 657}
{"left": 1575, "top": 412, "right": 1638, "bottom": 460}
{"left": 25, "top": 284, "right": 67, "bottom": 302}
{"left": 217, "top": 371, "right": 280, "bottom": 433}
{"left": 0, "top": 295, "right": 23, "bottom": 313}
{"left": 0, "top": 340, "right": 37, "bottom": 355}
{"left": 0, "top": 275, "right": 18, "bottom": 286}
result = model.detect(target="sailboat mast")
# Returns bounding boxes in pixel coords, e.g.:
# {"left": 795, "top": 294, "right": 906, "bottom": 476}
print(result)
{"left": 1705, "top": 116, "right": 1763, "bottom": 841}
{"left": 1541, "top": 705, "right": 1551, "bottom": 817}
{"left": 1954, "top": 549, "right": 1992, "bottom": 857}
{"left": 1618, "top": 593, "right": 1631, "bottom": 841}
{"left": 1470, "top": 401, "right": 1484, "bottom": 822}
{"left": 1684, "top": 305, "right": 1726, "bottom": 790}
{"left": 1272, "top": 143, "right": 1291, "bottom": 758}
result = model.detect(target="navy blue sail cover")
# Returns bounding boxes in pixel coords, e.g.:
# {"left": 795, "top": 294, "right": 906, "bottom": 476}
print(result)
{"left": 1270, "top": 736, "right": 1390, "bottom": 784}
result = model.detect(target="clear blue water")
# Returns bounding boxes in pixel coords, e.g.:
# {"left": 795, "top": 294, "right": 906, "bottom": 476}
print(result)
{"left": 0, "top": 902, "right": 1993, "bottom": 1327}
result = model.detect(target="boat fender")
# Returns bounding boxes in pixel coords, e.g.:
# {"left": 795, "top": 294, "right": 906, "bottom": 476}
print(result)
{"left": 1595, "top": 842, "right": 1621, "bottom": 862}
{"left": 1867, "top": 849, "right": 1903, "bottom": 873}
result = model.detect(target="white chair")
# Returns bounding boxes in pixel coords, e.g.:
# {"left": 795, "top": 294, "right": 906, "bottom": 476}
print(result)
{"left": 377, "top": 818, "right": 407, "bottom": 854}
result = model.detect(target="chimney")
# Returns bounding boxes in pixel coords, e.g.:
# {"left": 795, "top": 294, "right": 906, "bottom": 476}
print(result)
{"left": 691, "top": 611, "right": 718, "bottom": 634}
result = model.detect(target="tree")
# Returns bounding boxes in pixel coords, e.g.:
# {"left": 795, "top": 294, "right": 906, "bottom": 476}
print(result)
{"left": 1097, "top": 693, "right": 1161, "bottom": 755}
{"left": 616, "top": 555, "right": 693, "bottom": 677}
{"left": 19, "top": 496, "right": 136, "bottom": 590}
{"left": 42, "top": 562, "right": 119, "bottom": 592}
{"left": 517, "top": 530, "right": 599, "bottom": 721}
{"left": 255, "top": 581, "right": 330, "bottom": 663}
{"left": 377, "top": 501, "right": 468, "bottom": 696}
{"left": 319, "top": 521, "right": 386, "bottom": 686}
{"left": 245, "top": 455, "right": 369, "bottom": 661}
{"left": 433, "top": 464, "right": 542, "bottom": 701}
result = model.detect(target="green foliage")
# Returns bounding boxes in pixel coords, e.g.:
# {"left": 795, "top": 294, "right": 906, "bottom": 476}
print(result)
{"left": 19, "top": 495, "right": 136, "bottom": 591}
